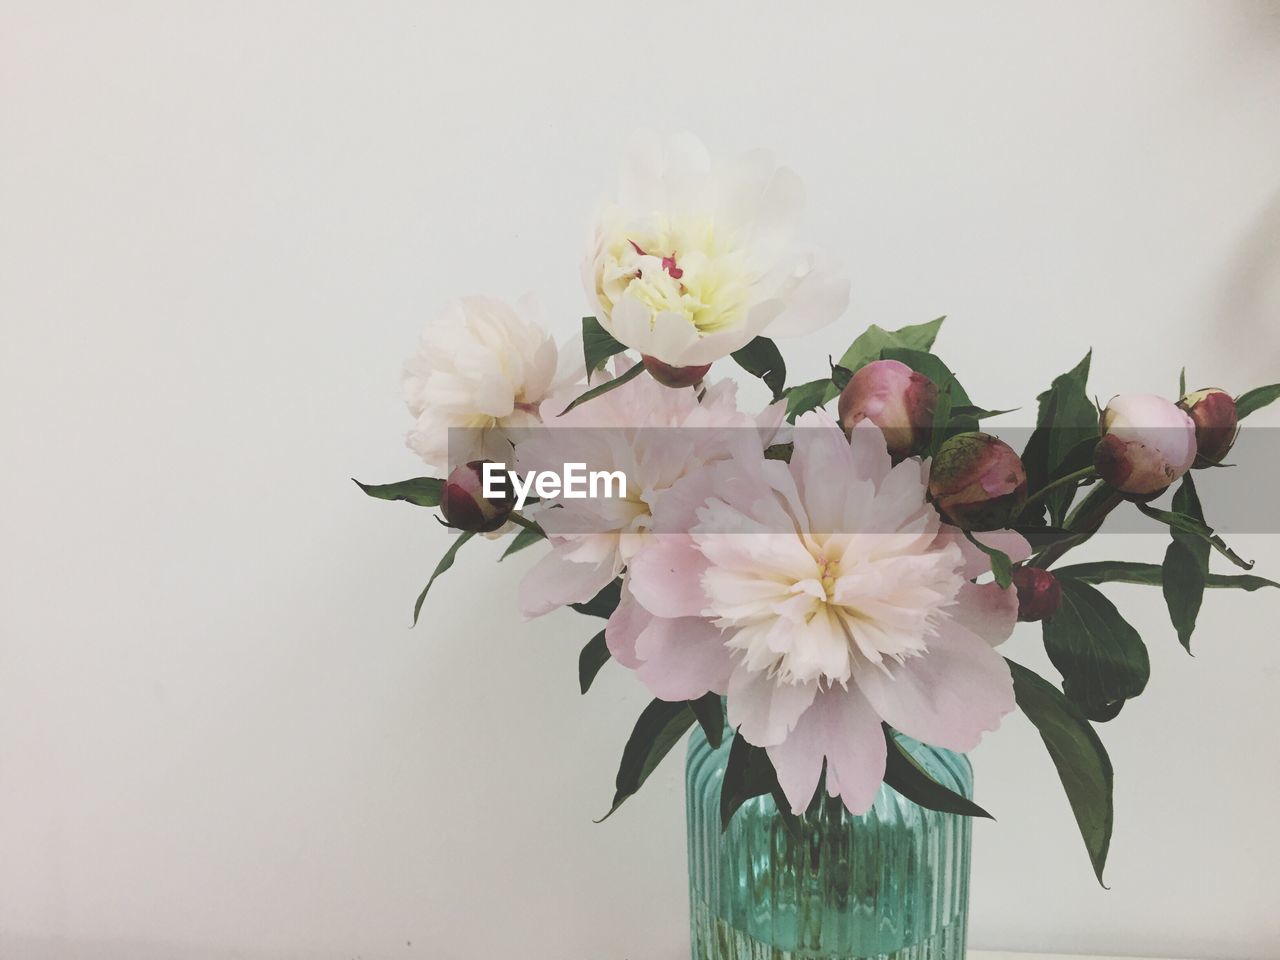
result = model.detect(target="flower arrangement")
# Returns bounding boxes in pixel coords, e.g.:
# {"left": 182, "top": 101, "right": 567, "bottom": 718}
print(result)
{"left": 359, "top": 132, "right": 1279, "bottom": 887}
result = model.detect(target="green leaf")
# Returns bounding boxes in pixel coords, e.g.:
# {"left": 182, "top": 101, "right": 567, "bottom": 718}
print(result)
{"left": 1135, "top": 502, "right": 1254, "bottom": 570}
{"left": 1042, "top": 579, "right": 1149, "bottom": 720}
{"left": 731, "top": 337, "right": 787, "bottom": 401}
{"left": 784, "top": 378, "right": 832, "bottom": 422}
{"left": 689, "top": 693, "right": 725, "bottom": 749}
{"left": 412, "top": 531, "right": 475, "bottom": 625}
{"left": 582, "top": 316, "right": 626, "bottom": 381}
{"left": 601, "top": 698, "right": 696, "bottom": 820}
{"left": 929, "top": 385, "right": 956, "bottom": 457}
{"left": 1021, "top": 352, "right": 1097, "bottom": 527}
{"left": 1178, "top": 367, "right": 1186, "bottom": 397}
{"left": 559, "top": 361, "right": 644, "bottom": 415}
{"left": 964, "top": 530, "right": 1013, "bottom": 588}
{"left": 1161, "top": 475, "right": 1209, "bottom": 651}
{"left": 1236, "top": 383, "right": 1280, "bottom": 419}
{"left": 354, "top": 477, "right": 444, "bottom": 508}
{"left": 499, "top": 523, "right": 545, "bottom": 561}
{"left": 578, "top": 630, "right": 610, "bottom": 694}
{"left": 719, "top": 733, "right": 781, "bottom": 830}
{"left": 571, "top": 578, "right": 623, "bottom": 619}
{"left": 951, "top": 404, "right": 1018, "bottom": 421}
{"left": 834, "top": 317, "right": 946, "bottom": 375}
{"left": 882, "top": 729, "right": 992, "bottom": 819}
{"left": 1007, "top": 659, "right": 1114, "bottom": 886}
{"left": 829, "top": 361, "right": 853, "bottom": 392}
{"left": 1055, "top": 561, "right": 1278, "bottom": 591}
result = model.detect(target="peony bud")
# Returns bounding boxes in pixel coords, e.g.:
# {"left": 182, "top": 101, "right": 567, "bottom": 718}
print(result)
{"left": 441, "top": 460, "right": 516, "bottom": 532}
{"left": 928, "top": 432, "right": 1028, "bottom": 531}
{"left": 1010, "top": 567, "right": 1062, "bottom": 622}
{"left": 1094, "top": 395, "right": 1197, "bottom": 498}
{"left": 838, "top": 359, "right": 939, "bottom": 461}
{"left": 642, "top": 354, "right": 712, "bottom": 389}
{"left": 1178, "top": 388, "right": 1238, "bottom": 467}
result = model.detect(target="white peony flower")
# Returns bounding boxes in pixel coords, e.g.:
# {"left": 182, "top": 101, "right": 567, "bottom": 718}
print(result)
{"left": 584, "top": 132, "right": 849, "bottom": 368}
{"left": 402, "top": 295, "right": 565, "bottom": 471}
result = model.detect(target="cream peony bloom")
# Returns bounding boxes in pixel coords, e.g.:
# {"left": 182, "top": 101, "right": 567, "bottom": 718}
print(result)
{"left": 584, "top": 132, "right": 849, "bottom": 368}
{"left": 402, "top": 295, "right": 563, "bottom": 471}
{"left": 515, "top": 358, "right": 785, "bottom": 617}
{"left": 616, "top": 413, "right": 1030, "bottom": 814}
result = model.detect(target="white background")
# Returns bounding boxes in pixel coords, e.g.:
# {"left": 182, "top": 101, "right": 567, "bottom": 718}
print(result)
{"left": 3, "top": 2, "right": 1280, "bottom": 958}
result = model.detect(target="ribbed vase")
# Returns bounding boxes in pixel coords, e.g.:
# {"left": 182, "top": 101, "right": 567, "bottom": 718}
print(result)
{"left": 686, "top": 721, "right": 972, "bottom": 960}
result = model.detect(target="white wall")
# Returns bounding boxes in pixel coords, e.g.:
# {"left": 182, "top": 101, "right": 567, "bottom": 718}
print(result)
{"left": 3, "top": 2, "right": 1279, "bottom": 958}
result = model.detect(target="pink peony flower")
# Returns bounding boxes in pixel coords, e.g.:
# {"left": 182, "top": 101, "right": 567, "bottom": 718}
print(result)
{"left": 514, "top": 358, "right": 785, "bottom": 617}
{"left": 615, "top": 412, "right": 1029, "bottom": 814}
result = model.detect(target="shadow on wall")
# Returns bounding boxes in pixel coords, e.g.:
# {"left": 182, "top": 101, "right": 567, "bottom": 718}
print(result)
{"left": 1217, "top": 184, "right": 1280, "bottom": 372}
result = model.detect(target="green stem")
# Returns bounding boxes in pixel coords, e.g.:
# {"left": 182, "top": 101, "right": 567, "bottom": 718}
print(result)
{"left": 1020, "top": 466, "right": 1098, "bottom": 515}
{"left": 1030, "top": 485, "right": 1124, "bottom": 570}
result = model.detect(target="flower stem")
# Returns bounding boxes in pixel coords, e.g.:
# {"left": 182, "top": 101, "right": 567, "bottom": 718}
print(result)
{"left": 1020, "top": 466, "right": 1099, "bottom": 515}
{"left": 1029, "top": 484, "right": 1124, "bottom": 569}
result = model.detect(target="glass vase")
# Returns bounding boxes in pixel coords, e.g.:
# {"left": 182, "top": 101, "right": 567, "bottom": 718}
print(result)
{"left": 686, "top": 718, "right": 973, "bottom": 960}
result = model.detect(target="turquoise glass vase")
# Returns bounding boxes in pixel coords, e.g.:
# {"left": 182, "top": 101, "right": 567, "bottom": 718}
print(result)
{"left": 686, "top": 719, "right": 973, "bottom": 960}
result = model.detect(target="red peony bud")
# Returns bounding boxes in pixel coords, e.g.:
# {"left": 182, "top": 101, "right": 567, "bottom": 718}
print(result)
{"left": 1094, "top": 394, "right": 1197, "bottom": 498}
{"left": 1178, "top": 388, "right": 1238, "bottom": 467}
{"left": 441, "top": 460, "right": 516, "bottom": 532}
{"left": 838, "top": 359, "right": 938, "bottom": 461}
{"left": 928, "top": 432, "right": 1028, "bottom": 531}
{"left": 642, "top": 354, "right": 713, "bottom": 389}
{"left": 1010, "top": 567, "right": 1062, "bottom": 622}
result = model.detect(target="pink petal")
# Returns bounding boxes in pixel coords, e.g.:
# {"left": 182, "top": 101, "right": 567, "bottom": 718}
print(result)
{"left": 727, "top": 665, "right": 817, "bottom": 748}
{"left": 937, "top": 526, "right": 1033, "bottom": 580}
{"left": 518, "top": 545, "right": 619, "bottom": 618}
{"left": 949, "top": 581, "right": 1019, "bottom": 646}
{"left": 767, "top": 686, "right": 886, "bottom": 815}
{"left": 626, "top": 534, "right": 709, "bottom": 619}
{"left": 604, "top": 583, "right": 647, "bottom": 669}
{"left": 635, "top": 615, "right": 733, "bottom": 700}
{"left": 852, "top": 619, "right": 1015, "bottom": 753}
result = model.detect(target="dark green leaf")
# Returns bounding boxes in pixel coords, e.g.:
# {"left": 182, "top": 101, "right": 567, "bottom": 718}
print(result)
{"left": 1162, "top": 475, "right": 1209, "bottom": 651}
{"left": 571, "top": 578, "right": 623, "bottom": 619}
{"left": 1178, "top": 367, "right": 1186, "bottom": 397}
{"left": 582, "top": 316, "right": 626, "bottom": 381}
{"left": 720, "top": 734, "right": 781, "bottom": 830}
{"left": 964, "top": 530, "right": 1013, "bottom": 588}
{"left": 412, "top": 531, "right": 475, "bottom": 625}
{"left": 1021, "top": 352, "right": 1097, "bottom": 527}
{"left": 829, "top": 361, "right": 853, "bottom": 392}
{"left": 1055, "top": 561, "right": 1278, "bottom": 591}
{"left": 689, "top": 693, "right": 725, "bottom": 749}
{"left": 882, "top": 729, "right": 992, "bottom": 819}
{"left": 1135, "top": 502, "right": 1254, "bottom": 570}
{"left": 1236, "top": 383, "right": 1280, "bottom": 419}
{"left": 601, "top": 698, "right": 696, "bottom": 820}
{"left": 929, "top": 385, "right": 956, "bottom": 457}
{"left": 731, "top": 337, "right": 787, "bottom": 400}
{"left": 1008, "top": 659, "right": 1114, "bottom": 886}
{"left": 559, "top": 361, "right": 645, "bottom": 415}
{"left": 764, "top": 442, "right": 794, "bottom": 461}
{"left": 578, "top": 631, "right": 610, "bottom": 694}
{"left": 1043, "top": 579, "right": 1149, "bottom": 719}
{"left": 354, "top": 477, "right": 443, "bottom": 508}
{"left": 784, "top": 378, "right": 832, "bottom": 422}
{"left": 951, "top": 404, "right": 1018, "bottom": 421}
{"left": 499, "top": 523, "right": 546, "bottom": 561}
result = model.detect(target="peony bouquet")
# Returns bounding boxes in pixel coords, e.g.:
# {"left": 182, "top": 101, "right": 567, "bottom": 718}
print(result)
{"left": 359, "top": 132, "right": 1279, "bottom": 887}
